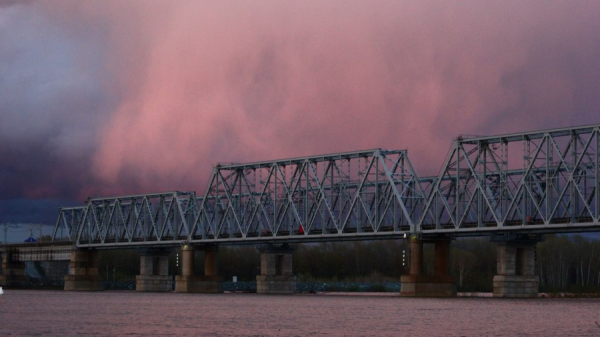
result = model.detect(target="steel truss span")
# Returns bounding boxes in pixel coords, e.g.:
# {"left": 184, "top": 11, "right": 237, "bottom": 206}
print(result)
{"left": 52, "top": 124, "right": 600, "bottom": 248}
{"left": 54, "top": 150, "right": 425, "bottom": 248}
{"left": 420, "top": 124, "right": 600, "bottom": 235}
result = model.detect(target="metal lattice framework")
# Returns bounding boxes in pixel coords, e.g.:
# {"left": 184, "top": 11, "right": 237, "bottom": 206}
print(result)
{"left": 196, "top": 150, "right": 424, "bottom": 240}
{"left": 52, "top": 206, "right": 86, "bottom": 242}
{"left": 51, "top": 124, "right": 600, "bottom": 248}
{"left": 52, "top": 150, "right": 425, "bottom": 247}
{"left": 54, "top": 192, "right": 198, "bottom": 247}
{"left": 419, "top": 124, "right": 600, "bottom": 234}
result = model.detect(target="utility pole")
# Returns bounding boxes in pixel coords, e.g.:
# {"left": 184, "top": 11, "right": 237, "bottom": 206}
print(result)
{"left": 3, "top": 222, "right": 20, "bottom": 244}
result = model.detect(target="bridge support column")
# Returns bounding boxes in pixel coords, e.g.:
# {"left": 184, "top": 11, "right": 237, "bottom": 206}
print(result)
{"left": 0, "top": 249, "right": 28, "bottom": 288}
{"left": 175, "top": 245, "right": 222, "bottom": 293}
{"left": 256, "top": 244, "right": 296, "bottom": 294}
{"left": 136, "top": 248, "right": 172, "bottom": 292}
{"left": 400, "top": 238, "right": 455, "bottom": 297}
{"left": 493, "top": 240, "right": 539, "bottom": 298}
{"left": 64, "top": 249, "right": 102, "bottom": 291}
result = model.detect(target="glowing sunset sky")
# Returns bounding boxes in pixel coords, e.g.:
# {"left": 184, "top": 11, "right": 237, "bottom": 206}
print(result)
{"left": 1, "top": 1, "right": 599, "bottom": 225}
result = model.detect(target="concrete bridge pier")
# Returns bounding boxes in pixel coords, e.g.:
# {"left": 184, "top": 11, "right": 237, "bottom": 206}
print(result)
{"left": 256, "top": 244, "right": 297, "bottom": 294}
{"left": 493, "top": 239, "right": 539, "bottom": 298}
{"left": 175, "top": 245, "right": 222, "bottom": 293}
{"left": 136, "top": 248, "right": 172, "bottom": 292}
{"left": 0, "top": 249, "right": 28, "bottom": 288}
{"left": 64, "top": 249, "right": 103, "bottom": 291}
{"left": 400, "top": 238, "right": 456, "bottom": 297}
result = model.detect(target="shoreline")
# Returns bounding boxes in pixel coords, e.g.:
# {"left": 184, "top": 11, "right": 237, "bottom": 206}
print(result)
{"left": 3, "top": 288, "right": 600, "bottom": 298}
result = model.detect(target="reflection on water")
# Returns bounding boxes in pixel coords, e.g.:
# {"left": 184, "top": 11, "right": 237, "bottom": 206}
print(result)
{"left": 1, "top": 290, "right": 599, "bottom": 336}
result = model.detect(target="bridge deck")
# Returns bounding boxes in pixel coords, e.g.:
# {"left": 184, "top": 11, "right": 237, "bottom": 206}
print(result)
{"left": 2, "top": 243, "right": 74, "bottom": 261}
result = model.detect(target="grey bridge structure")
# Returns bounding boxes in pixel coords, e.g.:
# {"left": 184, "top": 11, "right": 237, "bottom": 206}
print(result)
{"left": 3, "top": 123, "right": 600, "bottom": 297}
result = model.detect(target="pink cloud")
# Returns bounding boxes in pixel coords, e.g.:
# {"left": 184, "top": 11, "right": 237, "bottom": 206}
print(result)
{"left": 12, "top": 0, "right": 600, "bottom": 200}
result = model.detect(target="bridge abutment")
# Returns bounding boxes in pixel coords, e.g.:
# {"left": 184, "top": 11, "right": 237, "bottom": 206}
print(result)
{"left": 136, "top": 248, "right": 173, "bottom": 292}
{"left": 400, "top": 238, "right": 456, "bottom": 297}
{"left": 0, "top": 249, "right": 28, "bottom": 288}
{"left": 64, "top": 249, "right": 103, "bottom": 291}
{"left": 493, "top": 240, "right": 539, "bottom": 298}
{"left": 256, "top": 244, "right": 296, "bottom": 294}
{"left": 175, "top": 245, "right": 222, "bottom": 293}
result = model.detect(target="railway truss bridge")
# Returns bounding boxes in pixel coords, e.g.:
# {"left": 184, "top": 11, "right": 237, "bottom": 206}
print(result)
{"left": 3, "top": 123, "right": 600, "bottom": 297}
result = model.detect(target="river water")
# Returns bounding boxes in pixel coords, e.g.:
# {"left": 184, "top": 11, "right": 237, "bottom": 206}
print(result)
{"left": 1, "top": 290, "right": 599, "bottom": 336}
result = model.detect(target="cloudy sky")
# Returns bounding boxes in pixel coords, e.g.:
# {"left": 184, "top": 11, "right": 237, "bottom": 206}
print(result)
{"left": 1, "top": 0, "right": 599, "bottom": 230}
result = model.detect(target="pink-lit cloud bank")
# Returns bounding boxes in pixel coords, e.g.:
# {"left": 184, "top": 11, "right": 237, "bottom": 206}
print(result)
{"left": 1, "top": 0, "right": 600, "bottom": 209}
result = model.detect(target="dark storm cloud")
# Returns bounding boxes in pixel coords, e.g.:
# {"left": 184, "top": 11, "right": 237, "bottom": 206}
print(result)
{"left": 1, "top": 1, "right": 600, "bottom": 228}
{"left": 0, "top": 2, "right": 113, "bottom": 201}
{"left": 0, "top": 198, "right": 69, "bottom": 224}
{"left": 0, "top": 0, "right": 34, "bottom": 8}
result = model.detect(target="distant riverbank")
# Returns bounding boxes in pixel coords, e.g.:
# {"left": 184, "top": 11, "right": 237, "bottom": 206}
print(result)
{"left": 12, "top": 279, "right": 401, "bottom": 292}
{"left": 11, "top": 279, "right": 600, "bottom": 297}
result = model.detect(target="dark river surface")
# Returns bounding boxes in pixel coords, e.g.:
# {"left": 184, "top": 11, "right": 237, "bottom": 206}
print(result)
{"left": 1, "top": 290, "right": 599, "bottom": 336}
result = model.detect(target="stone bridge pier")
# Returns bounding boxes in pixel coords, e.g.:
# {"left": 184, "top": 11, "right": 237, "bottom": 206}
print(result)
{"left": 400, "top": 237, "right": 456, "bottom": 297}
{"left": 64, "top": 249, "right": 102, "bottom": 291}
{"left": 0, "top": 249, "right": 27, "bottom": 288}
{"left": 175, "top": 245, "right": 222, "bottom": 293}
{"left": 493, "top": 238, "right": 539, "bottom": 298}
{"left": 256, "top": 244, "right": 297, "bottom": 294}
{"left": 136, "top": 248, "right": 172, "bottom": 292}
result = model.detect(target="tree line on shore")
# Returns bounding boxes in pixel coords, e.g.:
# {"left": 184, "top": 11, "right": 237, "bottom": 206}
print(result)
{"left": 97, "top": 235, "right": 600, "bottom": 292}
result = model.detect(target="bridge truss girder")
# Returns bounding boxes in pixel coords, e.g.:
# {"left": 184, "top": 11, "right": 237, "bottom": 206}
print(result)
{"left": 53, "top": 150, "right": 426, "bottom": 248}
{"left": 52, "top": 192, "right": 197, "bottom": 247}
{"left": 419, "top": 125, "right": 600, "bottom": 234}
{"left": 51, "top": 125, "right": 600, "bottom": 248}
{"left": 52, "top": 206, "right": 85, "bottom": 242}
